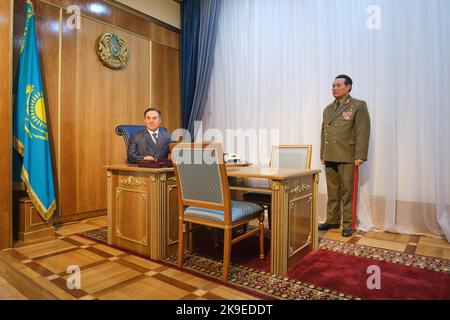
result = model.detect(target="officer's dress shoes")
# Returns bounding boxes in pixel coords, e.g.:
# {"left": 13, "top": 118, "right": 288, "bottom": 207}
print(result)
{"left": 318, "top": 223, "right": 340, "bottom": 231}
{"left": 341, "top": 229, "right": 353, "bottom": 237}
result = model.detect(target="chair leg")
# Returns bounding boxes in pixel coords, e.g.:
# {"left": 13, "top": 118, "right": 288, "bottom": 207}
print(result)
{"left": 267, "top": 205, "right": 272, "bottom": 230}
{"left": 222, "top": 228, "right": 232, "bottom": 283}
{"left": 186, "top": 222, "right": 192, "bottom": 251}
{"left": 178, "top": 220, "right": 184, "bottom": 268}
{"left": 259, "top": 213, "right": 265, "bottom": 259}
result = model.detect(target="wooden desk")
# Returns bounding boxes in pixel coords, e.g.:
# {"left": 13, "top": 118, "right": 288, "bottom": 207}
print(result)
{"left": 104, "top": 164, "right": 320, "bottom": 275}
{"left": 104, "top": 165, "right": 178, "bottom": 260}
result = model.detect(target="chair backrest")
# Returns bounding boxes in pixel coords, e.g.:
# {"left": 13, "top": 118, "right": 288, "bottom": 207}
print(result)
{"left": 115, "top": 125, "right": 168, "bottom": 154}
{"left": 270, "top": 145, "right": 312, "bottom": 170}
{"left": 170, "top": 143, "right": 231, "bottom": 219}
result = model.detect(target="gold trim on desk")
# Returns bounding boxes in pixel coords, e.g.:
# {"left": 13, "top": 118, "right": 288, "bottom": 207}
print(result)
{"left": 166, "top": 184, "right": 178, "bottom": 246}
{"left": 119, "top": 176, "right": 146, "bottom": 187}
{"left": 229, "top": 186, "right": 271, "bottom": 194}
{"left": 290, "top": 183, "right": 311, "bottom": 194}
{"left": 288, "top": 194, "right": 313, "bottom": 258}
{"left": 289, "top": 235, "right": 311, "bottom": 258}
{"left": 289, "top": 193, "right": 313, "bottom": 206}
{"left": 227, "top": 167, "right": 321, "bottom": 180}
{"left": 116, "top": 229, "right": 148, "bottom": 246}
{"left": 270, "top": 181, "right": 281, "bottom": 191}
{"left": 270, "top": 178, "right": 289, "bottom": 274}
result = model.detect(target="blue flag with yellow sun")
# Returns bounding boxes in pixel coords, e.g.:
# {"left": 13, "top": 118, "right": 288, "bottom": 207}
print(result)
{"left": 13, "top": 1, "right": 56, "bottom": 220}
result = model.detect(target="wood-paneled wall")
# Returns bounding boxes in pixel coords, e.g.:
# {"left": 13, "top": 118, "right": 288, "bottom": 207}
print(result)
{"left": 0, "top": 0, "right": 13, "bottom": 249}
{"left": 13, "top": 0, "right": 181, "bottom": 224}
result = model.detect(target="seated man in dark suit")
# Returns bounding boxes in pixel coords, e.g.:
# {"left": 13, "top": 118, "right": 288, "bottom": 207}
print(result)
{"left": 127, "top": 107, "right": 172, "bottom": 164}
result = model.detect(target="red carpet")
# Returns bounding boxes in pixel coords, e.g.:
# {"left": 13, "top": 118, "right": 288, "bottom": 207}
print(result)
{"left": 286, "top": 249, "right": 450, "bottom": 300}
{"left": 209, "top": 236, "right": 450, "bottom": 300}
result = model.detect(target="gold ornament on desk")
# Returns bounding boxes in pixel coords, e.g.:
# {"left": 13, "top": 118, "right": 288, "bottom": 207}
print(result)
{"left": 96, "top": 33, "right": 128, "bottom": 69}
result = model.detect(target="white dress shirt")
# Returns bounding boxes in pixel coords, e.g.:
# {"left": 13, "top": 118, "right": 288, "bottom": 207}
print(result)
{"left": 147, "top": 128, "right": 159, "bottom": 145}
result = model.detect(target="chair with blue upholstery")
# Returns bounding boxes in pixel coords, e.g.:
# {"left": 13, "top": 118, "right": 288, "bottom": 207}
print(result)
{"left": 170, "top": 143, "right": 265, "bottom": 283}
{"left": 243, "top": 145, "right": 312, "bottom": 229}
{"left": 115, "top": 125, "right": 168, "bottom": 161}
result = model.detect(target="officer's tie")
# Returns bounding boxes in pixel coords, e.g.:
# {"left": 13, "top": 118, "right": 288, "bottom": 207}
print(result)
{"left": 152, "top": 132, "right": 158, "bottom": 144}
{"left": 335, "top": 100, "right": 341, "bottom": 111}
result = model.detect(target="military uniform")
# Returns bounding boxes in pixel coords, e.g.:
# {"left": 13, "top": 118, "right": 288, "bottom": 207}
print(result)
{"left": 320, "top": 95, "right": 370, "bottom": 230}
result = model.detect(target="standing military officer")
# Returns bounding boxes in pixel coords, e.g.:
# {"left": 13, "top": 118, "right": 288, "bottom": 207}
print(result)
{"left": 319, "top": 75, "right": 371, "bottom": 237}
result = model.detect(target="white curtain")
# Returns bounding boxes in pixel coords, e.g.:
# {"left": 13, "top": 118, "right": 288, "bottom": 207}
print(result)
{"left": 202, "top": 0, "right": 450, "bottom": 241}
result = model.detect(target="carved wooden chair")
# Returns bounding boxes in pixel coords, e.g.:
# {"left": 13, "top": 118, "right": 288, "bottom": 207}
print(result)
{"left": 170, "top": 142, "right": 265, "bottom": 283}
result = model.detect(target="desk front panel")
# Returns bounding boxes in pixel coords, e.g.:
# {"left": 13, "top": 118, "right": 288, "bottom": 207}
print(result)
{"left": 108, "top": 171, "right": 152, "bottom": 257}
{"left": 165, "top": 175, "right": 179, "bottom": 258}
{"left": 286, "top": 174, "right": 314, "bottom": 268}
{"left": 106, "top": 169, "right": 179, "bottom": 259}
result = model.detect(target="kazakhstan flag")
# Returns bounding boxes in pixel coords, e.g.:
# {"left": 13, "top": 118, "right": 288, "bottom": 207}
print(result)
{"left": 13, "top": 1, "right": 56, "bottom": 220}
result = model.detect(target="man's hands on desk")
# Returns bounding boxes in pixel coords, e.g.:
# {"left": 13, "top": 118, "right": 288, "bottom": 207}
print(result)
{"left": 143, "top": 154, "right": 171, "bottom": 161}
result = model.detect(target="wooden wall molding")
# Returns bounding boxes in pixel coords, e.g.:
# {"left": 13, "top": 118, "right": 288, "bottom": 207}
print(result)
{"left": 107, "top": 0, "right": 180, "bottom": 33}
{"left": 0, "top": 0, "right": 13, "bottom": 249}
{"left": 38, "top": 0, "right": 180, "bottom": 49}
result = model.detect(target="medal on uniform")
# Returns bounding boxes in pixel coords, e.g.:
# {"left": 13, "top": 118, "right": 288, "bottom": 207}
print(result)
{"left": 342, "top": 110, "right": 353, "bottom": 121}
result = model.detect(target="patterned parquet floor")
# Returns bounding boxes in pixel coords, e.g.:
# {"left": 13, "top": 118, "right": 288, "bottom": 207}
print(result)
{"left": 0, "top": 216, "right": 449, "bottom": 300}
